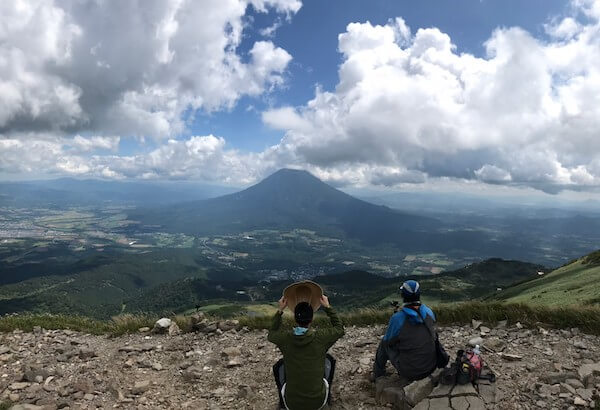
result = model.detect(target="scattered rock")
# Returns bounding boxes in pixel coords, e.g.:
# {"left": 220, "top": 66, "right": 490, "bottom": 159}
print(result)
{"left": 152, "top": 318, "right": 172, "bottom": 334}
{"left": 131, "top": 380, "right": 151, "bottom": 395}
{"left": 0, "top": 320, "right": 597, "bottom": 409}
{"left": 8, "top": 382, "right": 29, "bottom": 391}
{"left": 500, "top": 353, "right": 523, "bottom": 361}
{"left": 168, "top": 322, "right": 181, "bottom": 336}
{"left": 78, "top": 347, "right": 96, "bottom": 359}
{"left": 468, "top": 336, "right": 484, "bottom": 347}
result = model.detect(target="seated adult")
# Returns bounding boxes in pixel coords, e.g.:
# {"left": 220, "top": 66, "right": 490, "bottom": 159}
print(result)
{"left": 373, "top": 280, "right": 443, "bottom": 382}
{"left": 268, "top": 294, "right": 344, "bottom": 410}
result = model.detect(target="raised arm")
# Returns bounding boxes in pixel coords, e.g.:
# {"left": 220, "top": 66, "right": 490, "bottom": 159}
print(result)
{"left": 267, "top": 296, "right": 287, "bottom": 345}
{"left": 319, "top": 295, "right": 345, "bottom": 347}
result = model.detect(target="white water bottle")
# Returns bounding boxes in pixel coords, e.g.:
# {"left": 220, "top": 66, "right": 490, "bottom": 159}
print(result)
{"left": 473, "top": 344, "right": 481, "bottom": 355}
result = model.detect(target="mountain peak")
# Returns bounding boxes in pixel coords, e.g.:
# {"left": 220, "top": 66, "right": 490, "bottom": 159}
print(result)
{"left": 262, "top": 168, "right": 320, "bottom": 182}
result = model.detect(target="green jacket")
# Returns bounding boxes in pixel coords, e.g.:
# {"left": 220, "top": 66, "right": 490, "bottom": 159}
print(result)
{"left": 268, "top": 307, "right": 345, "bottom": 410}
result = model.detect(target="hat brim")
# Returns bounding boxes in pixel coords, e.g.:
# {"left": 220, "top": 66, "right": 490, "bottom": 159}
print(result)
{"left": 283, "top": 280, "right": 323, "bottom": 313}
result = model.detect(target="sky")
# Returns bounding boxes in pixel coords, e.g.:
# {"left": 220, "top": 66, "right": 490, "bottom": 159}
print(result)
{"left": 1, "top": 0, "right": 600, "bottom": 199}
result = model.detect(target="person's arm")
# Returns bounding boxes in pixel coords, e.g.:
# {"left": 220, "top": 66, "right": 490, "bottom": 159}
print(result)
{"left": 382, "top": 311, "right": 405, "bottom": 345}
{"left": 319, "top": 295, "right": 345, "bottom": 347}
{"left": 267, "top": 296, "right": 287, "bottom": 345}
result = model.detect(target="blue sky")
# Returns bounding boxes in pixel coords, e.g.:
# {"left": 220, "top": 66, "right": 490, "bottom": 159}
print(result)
{"left": 1, "top": 0, "right": 600, "bottom": 199}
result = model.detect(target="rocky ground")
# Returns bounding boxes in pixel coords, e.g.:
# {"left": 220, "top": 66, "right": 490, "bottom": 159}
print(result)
{"left": 0, "top": 316, "right": 599, "bottom": 409}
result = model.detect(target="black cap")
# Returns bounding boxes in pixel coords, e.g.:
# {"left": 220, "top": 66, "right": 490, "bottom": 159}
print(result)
{"left": 294, "top": 302, "right": 313, "bottom": 323}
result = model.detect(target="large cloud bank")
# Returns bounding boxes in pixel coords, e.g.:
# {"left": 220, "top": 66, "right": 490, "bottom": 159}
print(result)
{"left": 2, "top": 0, "right": 600, "bottom": 193}
{"left": 265, "top": 0, "right": 600, "bottom": 192}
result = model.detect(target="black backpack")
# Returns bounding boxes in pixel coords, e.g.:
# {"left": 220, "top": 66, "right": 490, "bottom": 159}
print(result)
{"left": 455, "top": 349, "right": 482, "bottom": 385}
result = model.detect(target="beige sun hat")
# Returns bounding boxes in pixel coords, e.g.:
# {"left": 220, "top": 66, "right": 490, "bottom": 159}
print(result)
{"left": 283, "top": 280, "right": 323, "bottom": 313}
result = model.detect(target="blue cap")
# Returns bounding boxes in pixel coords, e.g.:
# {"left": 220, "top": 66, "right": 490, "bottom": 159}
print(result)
{"left": 401, "top": 280, "right": 421, "bottom": 300}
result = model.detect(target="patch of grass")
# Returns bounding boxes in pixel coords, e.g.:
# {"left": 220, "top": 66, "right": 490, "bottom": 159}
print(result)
{"left": 237, "top": 302, "right": 600, "bottom": 335}
{"left": 0, "top": 401, "right": 12, "bottom": 410}
{"left": 109, "top": 314, "right": 156, "bottom": 336}
{"left": 0, "top": 313, "right": 111, "bottom": 335}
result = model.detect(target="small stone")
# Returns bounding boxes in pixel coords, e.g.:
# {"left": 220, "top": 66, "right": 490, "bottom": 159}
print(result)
{"left": 567, "top": 379, "right": 585, "bottom": 389}
{"left": 131, "top": 380, "right": 151, "bottom": 395}
{"left": 153, "top": 318, "right": 172, "bottom": 334}
{"left": 78, "top": 347, "right": 97, "bottom": 359}
{"left": 359, "top": 357, "right": 371, "bottom": 366}
{"left": 168, "top": 322, "right": 181, "bottom": 336}
{"left": 227, "top": 357, "right": 243, "bottom": 367}
{"left": 561, "top": 383, "right": 577, "bottom": 395}
{"left": 472, "top": 319, "right": 482, "bottom": 329}
{"left": 182, "top": 366, "right": 203, "bottom": 381}
{"left": 468, "top": 337, "right": 484, "bottom": 347}
{"left": 221, "top": 346, "right": 242, "bottom": 358}
{"left": 484, "top": 338, "right": 506, "bottom": 351}
{"left": 138, "top": 327, "right": 150, "bottom": 333}
{"left": 8, "top": 382, "right": 29, "bottom": 391}
{"left": 573, "top": 397, "right": 587, "bottom": 406}
{"left": 576, "top": 388, "right": 593, "bottom": 401}
{"left": 500, "top": 353, "right": 523, "bottom": 361}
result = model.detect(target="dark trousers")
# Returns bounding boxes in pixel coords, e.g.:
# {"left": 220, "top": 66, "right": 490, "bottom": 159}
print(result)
{"left": 373, "top": 340, "right": 402, "bottom": 379}
{"left": 273, "top": 354, "right": 336, "bottom": 408}
{"left": 373, "top": 340, "right": 436, "bottom": 381}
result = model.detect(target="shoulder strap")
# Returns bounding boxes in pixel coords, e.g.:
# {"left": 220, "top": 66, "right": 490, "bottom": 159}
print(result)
{"left": 419, "top": 308, "right": 437, "bottom": 342}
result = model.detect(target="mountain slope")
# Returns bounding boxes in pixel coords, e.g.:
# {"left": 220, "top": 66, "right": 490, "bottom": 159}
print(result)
{"left": 131, "top": 169, "right": 439, "bottom": 243}
{"left": 492, "top": 250, "right": 600, "bottom": 305}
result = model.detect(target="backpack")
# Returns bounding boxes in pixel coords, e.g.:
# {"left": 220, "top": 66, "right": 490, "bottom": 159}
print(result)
{"left": 456, "top": 349, "right": 483, "bottom": 385}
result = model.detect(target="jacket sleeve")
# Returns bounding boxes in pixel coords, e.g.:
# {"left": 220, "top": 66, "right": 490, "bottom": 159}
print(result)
{"left": 267, "top": 310, "right": 285, "bottom": 346}
{"left": 383, "top": 312, "right": 405, "bottom": 341}
{"left": 319, "top": 306, "right": 345, "bottom": 348}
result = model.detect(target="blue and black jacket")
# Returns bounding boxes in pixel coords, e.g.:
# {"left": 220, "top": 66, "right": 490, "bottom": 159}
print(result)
{"left": 382, "top": 303, "right": 437, "bottom": 380}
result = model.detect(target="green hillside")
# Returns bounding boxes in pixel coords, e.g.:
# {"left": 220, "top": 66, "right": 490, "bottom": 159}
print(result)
{"left": 123, "top": 259, "right": 546, "bottom": 316}
{"left": 492, "top": 250, "right": 600, "bottom": 305}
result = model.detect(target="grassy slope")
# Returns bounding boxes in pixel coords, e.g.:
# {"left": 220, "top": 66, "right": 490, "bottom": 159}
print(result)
{"left": 493, "top": 256, "right": 600, "bottom": 306}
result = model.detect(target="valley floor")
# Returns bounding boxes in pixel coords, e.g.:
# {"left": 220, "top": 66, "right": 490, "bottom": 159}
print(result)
{"left": 0, "top": 322, "right": 599, "bottom": 409}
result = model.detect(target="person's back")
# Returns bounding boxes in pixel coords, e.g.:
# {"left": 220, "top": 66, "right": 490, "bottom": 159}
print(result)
{"left": 382, "top": 303, "right": 437, "bottom": 380}
{"left": 268, "top": 294, "right": 344, "bottom": 410}
{"left": 373, "top": 280, "right": 444, "bottom": 382}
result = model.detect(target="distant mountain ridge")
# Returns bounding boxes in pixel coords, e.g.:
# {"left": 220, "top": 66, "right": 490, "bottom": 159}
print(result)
{"left": 132, "top": 169, "right": 440, "bottom": 244}
{"left": 0, "top": 178, "right": 236, "bottom": 207}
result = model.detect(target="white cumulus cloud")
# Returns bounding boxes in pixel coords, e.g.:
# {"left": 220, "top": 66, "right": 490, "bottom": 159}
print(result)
{"left": 0, "top": 0, "right": 296, "bottom": 139}
{"left": 263, "top": 6, "right": 600, "bottom": 192}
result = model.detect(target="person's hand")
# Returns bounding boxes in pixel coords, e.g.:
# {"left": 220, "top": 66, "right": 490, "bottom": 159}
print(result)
{"left": 320, "top": 295, "right": 330, "bottom": 308}
{"left": 278, "top": 296, "right": 287, "bottom": 311}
